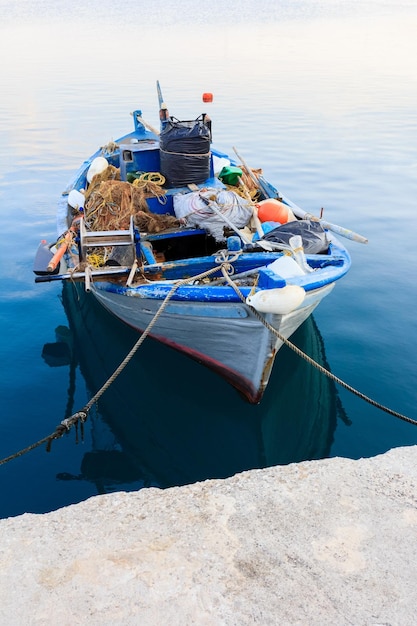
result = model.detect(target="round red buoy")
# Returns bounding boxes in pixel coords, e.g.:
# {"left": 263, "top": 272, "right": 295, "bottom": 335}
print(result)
{"left": 202, "top": 92, "right": 213, "bottom": 103}
{"left": 256, "top": 199, "right": 289, "bottom": 224}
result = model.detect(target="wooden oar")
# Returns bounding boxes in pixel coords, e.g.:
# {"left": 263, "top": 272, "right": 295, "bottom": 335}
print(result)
{"left": 237, "top": 179, "right": 264, "bottom": 238}
{"left": 156, "top": 80, "right": 164, "bottom": 109}
{"left": 286, "top": 204, "right": 368, "bottom": 244}
{"left": 35, "top": 266, "right": 132, "bottom": 283}
{"left": 134, "top": 114, "right": 160, "bottom": 136}
{"left": 233, "top": 146, "right": 270, "bottom": 198}
{"left": 233, "top": 147, "right": 368, "bottom": 244}
{"left": 156, "top": 80, "right": 170, "bottom": 129}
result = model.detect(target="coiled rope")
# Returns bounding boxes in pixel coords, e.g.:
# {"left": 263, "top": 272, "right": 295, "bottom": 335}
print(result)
{"left": 1, "top": 257, "right": 415, "bottom": 467}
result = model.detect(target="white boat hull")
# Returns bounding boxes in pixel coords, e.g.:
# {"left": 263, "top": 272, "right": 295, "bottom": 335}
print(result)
{"left": 92, "top": 282, "right": 335, "bottom": 403}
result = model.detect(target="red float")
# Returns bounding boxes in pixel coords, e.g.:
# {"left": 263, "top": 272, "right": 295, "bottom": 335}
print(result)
{"left": 256, "top": 199, "right": 289, "bottom": 224}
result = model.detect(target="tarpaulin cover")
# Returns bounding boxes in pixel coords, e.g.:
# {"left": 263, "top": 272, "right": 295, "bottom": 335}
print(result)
{"left": 173, "top": 189, "right": 253, "bottom": 242}
{"left": 261, "top": 219, "right": 329, "bottom": 253}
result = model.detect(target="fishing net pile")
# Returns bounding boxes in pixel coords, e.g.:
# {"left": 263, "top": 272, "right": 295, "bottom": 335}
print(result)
{"left": 80, "top": 156, "right": 263, "bottom": 239}
{"left": 83, "top": 168, "right": 180, "bottom": 233}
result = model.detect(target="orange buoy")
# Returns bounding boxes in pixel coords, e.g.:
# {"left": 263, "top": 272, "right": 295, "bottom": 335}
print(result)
{"left": 202, "top": 92, "right": 213, "bottom": 103}
{"left": 256, "top": 199, "right": 290, "bottom": 224}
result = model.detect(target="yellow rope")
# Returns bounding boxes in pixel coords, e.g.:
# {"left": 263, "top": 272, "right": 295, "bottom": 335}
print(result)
{"left": 87, "top": 253, "right": 106, "bottom": 268}
{"left": 132, "top": 172, "right": 166, "bottom": 187}
{"left": 132, "top": 172, "right": 167, "bottom": 204}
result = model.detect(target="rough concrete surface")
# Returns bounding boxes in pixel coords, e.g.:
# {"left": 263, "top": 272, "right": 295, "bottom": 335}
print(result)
{"left": 1, "top": 446, "right": 416, "bottom": 625}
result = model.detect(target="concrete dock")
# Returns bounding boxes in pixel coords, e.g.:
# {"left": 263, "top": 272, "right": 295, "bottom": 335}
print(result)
{"left": 1, "top": 446, "right": 416, "bottom": 625}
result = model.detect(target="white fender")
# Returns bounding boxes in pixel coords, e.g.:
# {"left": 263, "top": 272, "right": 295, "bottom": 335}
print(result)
{"left": 87, "top": 156, "right": 109, "bottom": 183}
{"left": 246, "top": 284, "right": 306, "bottom": 315}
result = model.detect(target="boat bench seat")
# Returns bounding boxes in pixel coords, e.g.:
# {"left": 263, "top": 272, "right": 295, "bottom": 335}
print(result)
{"left": 139, "top": 227, "right": 207, "bottom": 265}
{"left": 139, "top": 176, "right": 225, "bottom": 262}
{"left": 141, "top": 227, "right": 206, "bottom": 242}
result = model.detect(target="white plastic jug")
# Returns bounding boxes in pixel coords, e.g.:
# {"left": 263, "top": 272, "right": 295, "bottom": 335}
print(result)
{"left": 68, "top": 189, "right": 85, "bottom": 210}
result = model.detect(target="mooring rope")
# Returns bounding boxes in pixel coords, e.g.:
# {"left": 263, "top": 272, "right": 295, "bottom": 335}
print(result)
{"left": 220, "top": 266, "right": 417, "bottom": 427}
{"left": 0, "top": 262, "right": 231, "bottom": 466}
{"left": 1, "top": 258, "right": 415, "bottom": 467}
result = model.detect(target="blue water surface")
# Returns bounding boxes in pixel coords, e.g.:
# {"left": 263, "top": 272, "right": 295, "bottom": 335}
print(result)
{"left": 0, "top": 0, "right": 416, "bottom": 519}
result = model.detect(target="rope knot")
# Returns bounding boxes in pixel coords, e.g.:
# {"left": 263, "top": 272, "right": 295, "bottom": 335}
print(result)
{"left": 60, "top": 410, "right": 88, "bottom": 431}
{"left": 214, "top": 249, "right": 241, "bottom": 268}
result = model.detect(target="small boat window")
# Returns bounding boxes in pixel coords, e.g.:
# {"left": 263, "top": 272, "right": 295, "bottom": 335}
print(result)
{"left": 122, "top": 149, "right": 133, "bottom": 162}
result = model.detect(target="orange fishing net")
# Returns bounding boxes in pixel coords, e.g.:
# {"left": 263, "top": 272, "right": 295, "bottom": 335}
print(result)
{"left": 84, "top": 175, "right": 179, "bottom": 233}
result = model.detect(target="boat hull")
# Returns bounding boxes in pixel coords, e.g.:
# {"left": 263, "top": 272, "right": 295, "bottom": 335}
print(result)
{"left": 92, "top": 281, "right": 335, "bottom": 403}
{"left": 57, "top": 281, "right": 343, "bottom": 492}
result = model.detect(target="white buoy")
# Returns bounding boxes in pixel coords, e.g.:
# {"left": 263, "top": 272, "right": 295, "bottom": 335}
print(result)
{"left": 246, "top": 285, "right": 305, "bottom": 315}
{"left": 67, "top": 189, "right": 85, "bottom": 211}
{"left": 87, "top": 156, "right": 109, "bottom": 183}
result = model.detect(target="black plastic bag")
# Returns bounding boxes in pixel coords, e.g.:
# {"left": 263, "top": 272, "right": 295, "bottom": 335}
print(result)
{"left": 159, "top": 115, "right": 211, "bottom": 187}
{"left": 262, "top": 219, "right": 329, "bottom": 254}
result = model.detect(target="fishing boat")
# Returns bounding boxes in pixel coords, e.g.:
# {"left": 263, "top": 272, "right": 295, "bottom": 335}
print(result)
{"left": 34, "top": 82, "right": 364, "bottom": 403}
{"left": 48, "top": 281, "right": 346, "bottom": 493}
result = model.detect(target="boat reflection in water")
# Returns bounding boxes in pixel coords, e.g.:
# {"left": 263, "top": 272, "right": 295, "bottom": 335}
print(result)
{"left": 56, "top": 282, "right": 349, "bottom": 494}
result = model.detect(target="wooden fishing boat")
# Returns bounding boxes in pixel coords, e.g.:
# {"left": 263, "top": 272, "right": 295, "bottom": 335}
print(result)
{"left": 34, "top": 82, "right": 363, "bottom": 403}
{"left": 51, "top": 281, "right": 344, "bottom": 492}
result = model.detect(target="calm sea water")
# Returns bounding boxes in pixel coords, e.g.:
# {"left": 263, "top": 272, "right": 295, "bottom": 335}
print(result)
{"left": 0, "top": 0, "right": 416, "bottom": 519}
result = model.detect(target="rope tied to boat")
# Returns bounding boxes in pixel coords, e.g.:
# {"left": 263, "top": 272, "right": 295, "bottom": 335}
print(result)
{"left": 219, "top": 266, "right": 417, "bottom": 427}
{"left": 214, "top": 249, "right": 242, "bottom": 267}
{"left": 159, "top": 147, "right": 210, "bottom": 159}
{"left": 2, "top": 257, "right": 416, "bottom": 467}
{"left": 0, "top": 261, "right": 235, "bottom": 466}
{"left": 0, "top": 411, "right": 89, "bottom": 467}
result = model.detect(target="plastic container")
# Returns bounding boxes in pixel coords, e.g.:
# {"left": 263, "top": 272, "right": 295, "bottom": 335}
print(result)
{"left": 68, "top": 189, "right": 85, "bottom": 211}
{"left": 218, "top": 165, "right": 243, "bottom": 186}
